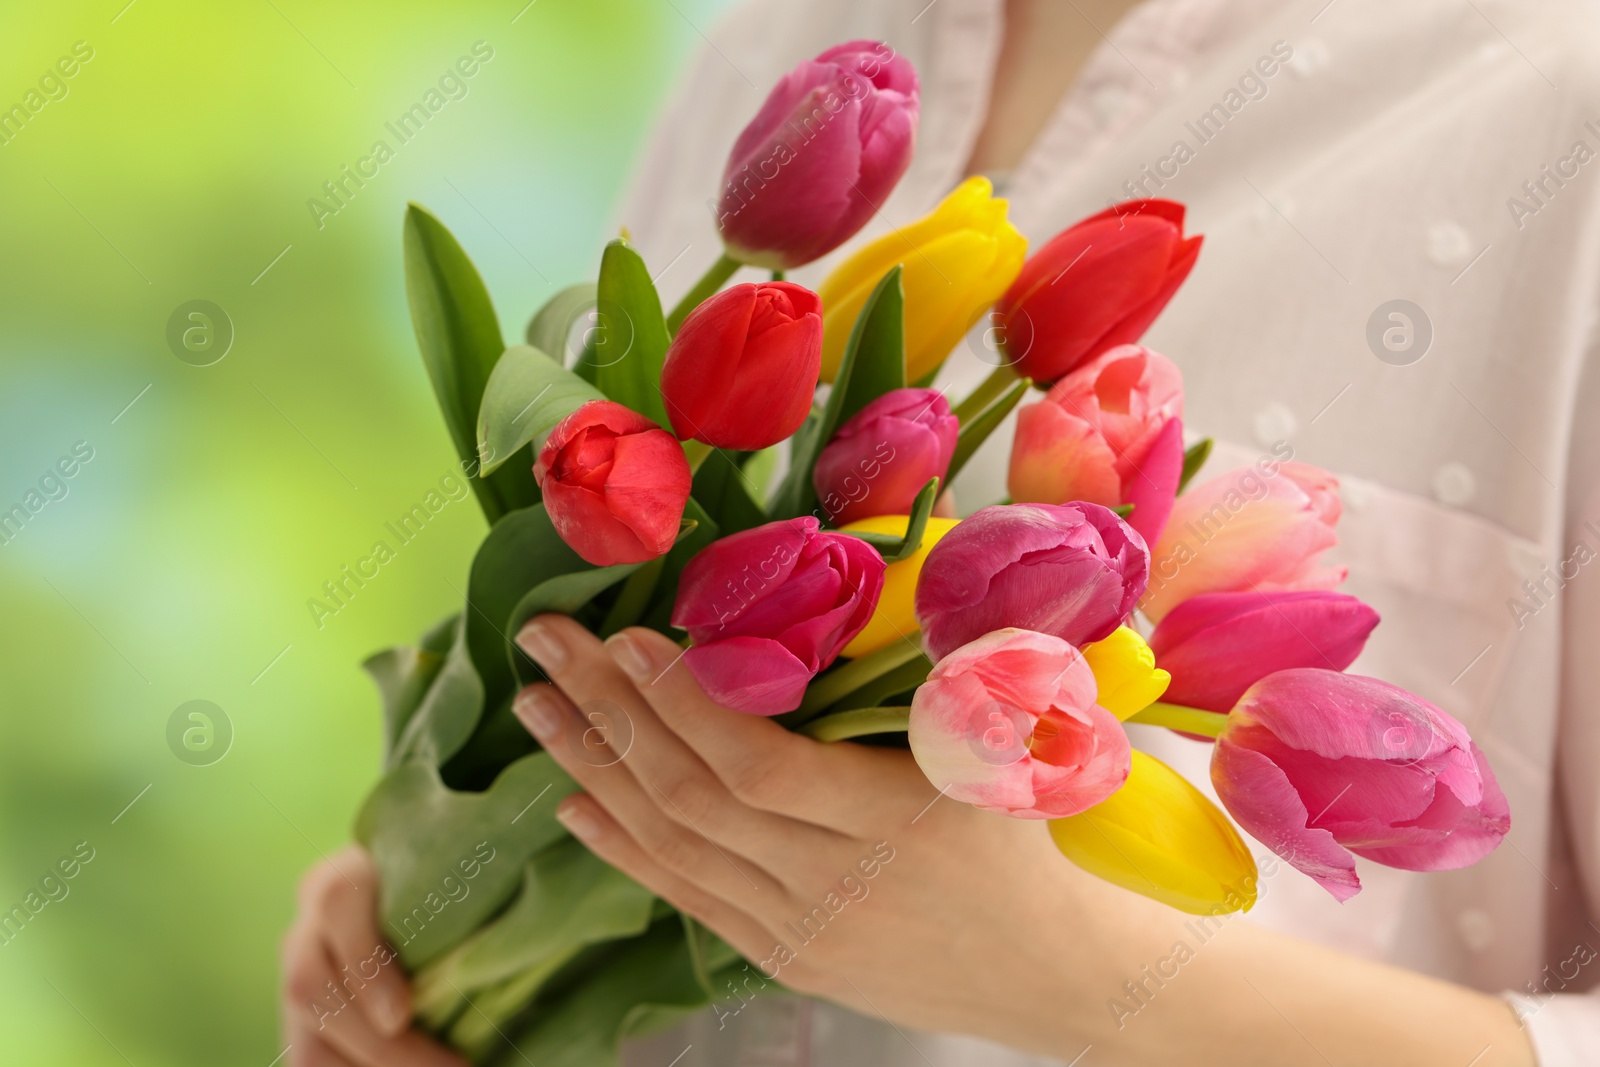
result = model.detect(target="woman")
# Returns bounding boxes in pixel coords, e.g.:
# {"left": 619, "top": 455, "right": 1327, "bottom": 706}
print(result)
{"left": 282, "top": 1, "right": 1600, "bottom": 1063}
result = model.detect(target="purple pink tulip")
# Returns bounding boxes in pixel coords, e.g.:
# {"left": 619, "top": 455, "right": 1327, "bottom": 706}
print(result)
{"left": 814, "top": 387, "right": 958, "bottom": 525}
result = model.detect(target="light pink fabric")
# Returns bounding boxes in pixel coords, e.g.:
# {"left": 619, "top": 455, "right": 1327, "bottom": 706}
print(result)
{"left": 618, "top": 1, "right": 1600, "bottom": 1063}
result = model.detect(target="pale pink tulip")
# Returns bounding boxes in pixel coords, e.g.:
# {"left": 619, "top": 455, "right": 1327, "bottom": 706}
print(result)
{"left": 908, "top": 628, "right": 1131, "bottom": 819}
{"left": 1142, "top": 461, "right": 1346, "bottom": 622}
{"left": 1009, "top": 345, "right": 1185, "bottom": 544}
{"left": 1212, "top": 669, "right": 1510, "bottom": 901}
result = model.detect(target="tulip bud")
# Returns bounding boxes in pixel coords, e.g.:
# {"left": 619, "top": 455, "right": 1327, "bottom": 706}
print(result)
{"left": 1009, "top": 344, "right": 1185, "bottom": 544}
{"left": 817, "top": 176, "right": 1026, "bottom": 384}
{"left": 1212, "top": 670, "right": 1510, "bottom": 901}
{"left": 836, "top": 514, "right": 960, "bottom": 659}
{"left": 995, "top": 199, "right": 1201, "bottom": 383}
{"left": 914, "top": 502, "right": 1149, "bottom": 663}
{"left": 660, "top": 282, "right": 823, "bottom": 451}
{"left": 1050, "top": 750, "right": 1259, "bottom": 915}
{"left": 1081, "top": 626, "right": 1170, "bottom": 721}
{"left": 814, "top": 388, "right": 958, "bottom": 526}
{"left": 533, "top": 399, "right": 691, "bottom": 566}
{"left": 671, "top": 517, "right": 885, "bottom": 715}
{"left": 715, "top": 41, "right": 919, "bottom": 270}
{"left": 909, "top": 628, "right": 1131, "bottom": 818}
{"left": 1142, "top": 461, "right": 1346, "bottom": 623}
{"left": 1149, "top": 591, "right": 1379, "bottom": 712}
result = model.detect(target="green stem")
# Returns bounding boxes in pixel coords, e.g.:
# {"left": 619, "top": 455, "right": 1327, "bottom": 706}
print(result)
{"left": 666, "top": 253, "right": 741, "bottom": 333}
{"left": 1127, "top": 701, "right": 1230, "bottom": 739}
{"left": 952, "top": 363, "right": 1020, "bottom": 425}
{"left": 797, "top": 639, "right": 927, "bottom": 716}
{"left": 682, "top": 438, "right": 714, "bottom": 473}
{"left": 598, "top": 555, "right": 666, "bottom": 638}
{"left": 799, "top": 706, "right": 910, "bottom": 742}
{"left": 771, "top": 269, "right": 786, "bottom": 281}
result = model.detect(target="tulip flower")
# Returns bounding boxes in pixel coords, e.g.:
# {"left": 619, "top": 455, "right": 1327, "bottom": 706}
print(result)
{"left": 661, "top": 282, "right": 823, "bottom": 451}
{"left": 1142, "top": 461, "right": 1346, "bottom": 623}
{"left": 814, "top": 388, "right": 958, "bottom": 526}
{"left": 915, "top": 502, "right": 1149, "bottom": 662}
{"left": 715, "top": 41, "right": 919, "bottom": 270}
{"left": 908, "top": 628, "right": 1131, "bottom": 818}
{"left": 837, "top": 514, "right": 960, "bottom": 659}
{"left": 1051, "top": 751, "right": 1259, "bottom": 915}
{"left": 1150, "top": 591, "right": 1379, "bottom": 712}
{"left": 1009, "top": 344, "right": 1185, "bottom": 544}
{"left": 1081, "top": 626, "right": 1170, "bottom": 721}
{"left": 994, "top": 199, "right": 1201, "bottom": 383}
{"left": 533, "top": 399, "right": 691, "bottom": 566}
{"left": 1212, "top": 670, "right": 1510, "bottom": 901}
{"left": 816, "top": 176, "right": 1026, "bottom": 384}
{"left": 672, "top": 517, "right": 885, "bottom": 715}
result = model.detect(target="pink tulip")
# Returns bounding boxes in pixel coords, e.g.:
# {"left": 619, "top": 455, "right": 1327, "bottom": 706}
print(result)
{"left": 672, "top": 517, "right": 885, "bottom": 715}
{"left": 1008, "top": 345, "right": 1185, "bottom": 544}
{"left": 1212, "top": 670, "right": 1510, "bottom": 901}
{"left": 1150, "top": 591, "right": 1379, "bottom": 713}
{"left": 1142, "top": 461, "right": 1346, "bottom": 623}
{"left": 814, "top": 388, "right": 958, "bottom": 525}
{"left": 534, "top": 399, "right": 692, "bottom": 566}
{"left": 715, "top": 41, "right": 919, "bottom": 270}
{"left": 909, "top": 628, "right": 1131, "bottom": 818}
{"left": 915, "top": 503, "right": 1148, "bottom": 662}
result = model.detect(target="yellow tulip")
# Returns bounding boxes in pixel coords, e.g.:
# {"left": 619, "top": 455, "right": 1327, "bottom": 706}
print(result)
{"left": 839, "top": 515, "right": 960, "bottom": 658}
{"left": 1082, "top": 627, "right": 1170, "bottom": 721}
{"left": 818, "top": 177, "right": 1027, "bottom": 385}
{"left": 1050, "top": 751, "right": 1259, "bottom": 916}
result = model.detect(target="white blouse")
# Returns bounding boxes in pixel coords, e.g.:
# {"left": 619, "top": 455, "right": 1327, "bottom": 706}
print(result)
{"left": 616, "top": 1, "right": 1600, "bottom": 1063}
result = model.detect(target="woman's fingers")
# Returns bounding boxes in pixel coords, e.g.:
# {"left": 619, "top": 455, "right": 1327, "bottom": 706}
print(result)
{"left": 606, "top": 625, "right": 935, "bottom": 831}
{"left": 295, "top": 847, "right": 411, "bottom": 1037}
{"left": 512, "top": 680, "right": 789, "bottom": 909}
{"left": 554, "top": 792, "right": 784, "bottom": 970}
{"left": 515, "top": 615, "right": 853, "bottom": 876}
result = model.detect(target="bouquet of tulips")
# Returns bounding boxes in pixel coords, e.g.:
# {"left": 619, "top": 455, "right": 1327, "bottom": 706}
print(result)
{"left": 350, "top": 39, "right": 1511, "bottom": 1065}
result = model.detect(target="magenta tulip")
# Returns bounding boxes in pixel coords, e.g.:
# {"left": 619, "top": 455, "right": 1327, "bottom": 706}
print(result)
{"left": 1150, "top": 591, "right": 1380, "bottom": 713}
{"left": 914, "top": 503, "right": 1149, "bottom": 662}
{"left": 661, "top": 282, "right": 823, "bottom": 451}
{"left": 909, "top": 628, "right": 1131, "bottom": 818}
{"left": 814, "top": 387, "right": 958, "bottom": 525}
{"left": 715, "top": 41, "right": 919, "bottom": 269}
{"left": 994, "top": 199, "right": 1201, "bottom": 383}
{"left": 534, "top": 399, "right": 691, "bottom": 566}
{"left": 1009, "top": 344, "right": 1185, "bottom": 544}
{"left": 671, "top": 517, "right": 885, "bottom": 715}
{"left": 1142, "top": 461, "right": 1346, "bottom": 623}
{"left": 1212, "top": 670, "right": 1510, "bottom": 901}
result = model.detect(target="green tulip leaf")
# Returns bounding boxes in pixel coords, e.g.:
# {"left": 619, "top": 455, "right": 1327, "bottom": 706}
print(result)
{"left": 476, "top": 344, "right": 604, "bottom": 477}
{"left": 594, "top": 239, "right": 671, "bottom": 428}
{"left": 526, "top": 283, "right": 598, "bottom": 367}
{"left": 1178, "top": 437, "right": 1214, "bottom": 493}
{"left": 389, "top": 615, "right": 486, "bottom": 769}
{"left": 364, "top": 643, "right": 446, "bottom": 768}
{"left": 354, "top": 750, "right": 579, "bottom": 970}
{"left": 639, "top": 497, "right": 719, "bottom": 632}
{"left": 404, "top": 203, "right": 538, "bottom": 522}
{"left": 946, "top": 375, "right": 1030, "bottom": 485}
{"left": 505, "top": 563, "right": 645, "bottom": 689}
{"left": 690, "top": 450, "right": 767, "bottom": 538}
{"left": 771, "top": 266, "right": 906, "bottom": 518}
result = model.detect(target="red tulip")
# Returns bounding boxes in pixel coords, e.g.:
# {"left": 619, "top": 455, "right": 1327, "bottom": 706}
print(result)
{"left": 1149, "top": 591, "right": 1380, "bottom": 713}
{"left": 661, "top": 282, "right": 823, "bottom": 451}
{"left": 1212, "top": 670, "right": 1510, "bottom": 901}
{"left": 716, "top": 41, "right": 919, "bottom": 270}
{"left": 814, "top": 387, "right": 958, "bottom": 525}
{"left": 995, "top": 200, "right": 1201, "bottom": 383}
{"left": 533, "top": 399, "right": 691, "bottom": 566}
{"left": 1008, "top": 344, "right": 1185, "bottom": 544}
{"left": 671, "top": 517, "right": 885, "bottom": 715}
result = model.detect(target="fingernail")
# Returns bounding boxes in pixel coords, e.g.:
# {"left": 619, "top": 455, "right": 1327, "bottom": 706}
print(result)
{"left": 370, "top": 983, "right": 409, "bottom": 1035}
{"left": 556, "top": 799, "right": 600, "bottom": 841}
{"left": 513, "top": 687, "right": 562, "bottom": 741}
{"left": 605, "top": 633, "right": 652, "bottom": 680}
{"left": 516, "top": 621, "right": 567, "bottom": 670}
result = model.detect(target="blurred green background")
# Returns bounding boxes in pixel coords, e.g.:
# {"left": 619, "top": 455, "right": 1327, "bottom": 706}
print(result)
{"left": 0, "top": 1, "right": 732, "bottom": 1060}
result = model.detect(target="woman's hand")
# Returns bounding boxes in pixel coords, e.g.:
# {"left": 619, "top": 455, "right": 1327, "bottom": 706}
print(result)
{"left": 280, "top": 846, "right": 464, "bottom": 1067}
{"left": 512, "top": 616, "right": 1536, "bottom": 1066}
